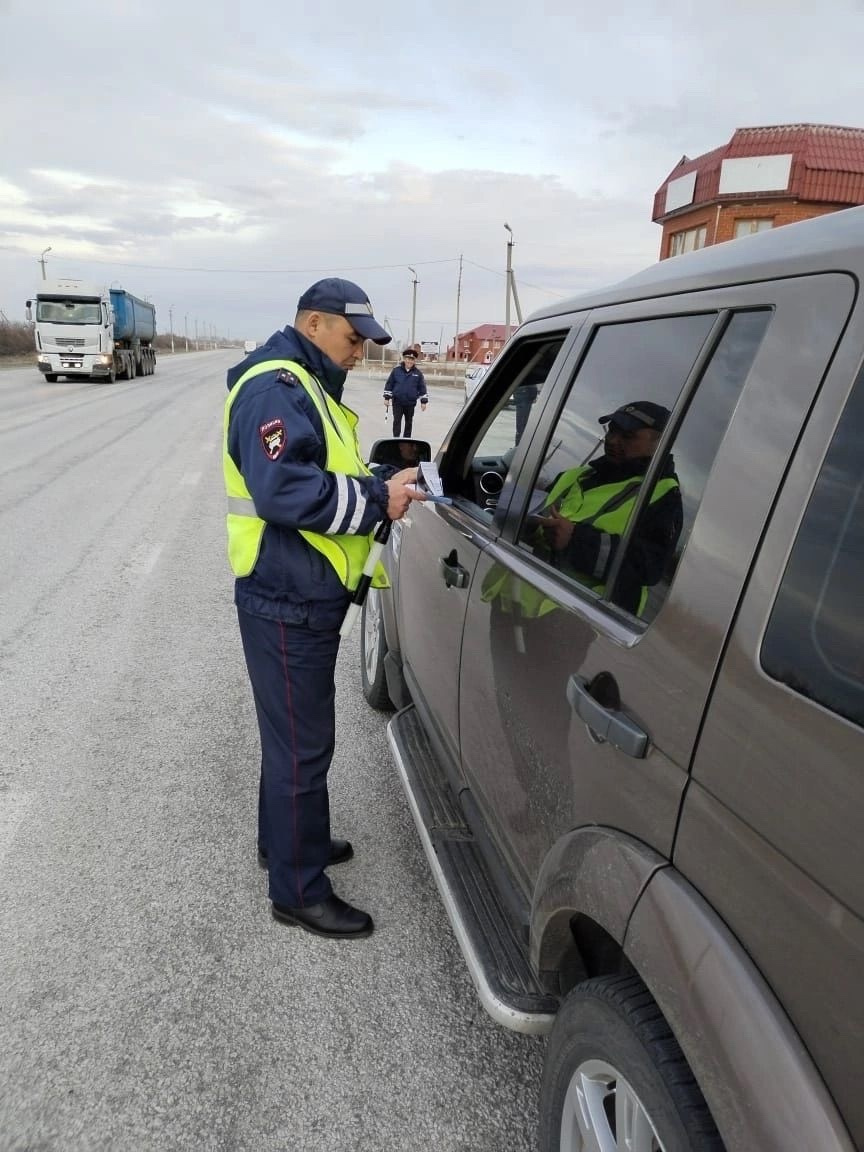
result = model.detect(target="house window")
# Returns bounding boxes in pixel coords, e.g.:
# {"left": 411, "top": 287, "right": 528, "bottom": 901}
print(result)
{"left": 669, "top": 225, "right": 708, "bottom": 257}
{"left": 734, "top": 218, "right": 774, "bottom": 238}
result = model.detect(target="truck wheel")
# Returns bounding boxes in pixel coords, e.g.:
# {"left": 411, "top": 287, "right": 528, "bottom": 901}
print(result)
{"left": 539, "top": 975, "right": 724, "bottom": 1152}
{"left": 360, "top": 589, "right": 394, "bottom": 710}
{"left": 44, "top": 373, "right": 58, "bottom": 382}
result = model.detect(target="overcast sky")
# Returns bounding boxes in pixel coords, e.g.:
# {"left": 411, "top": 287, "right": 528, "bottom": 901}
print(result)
{"left": 2, "top": 0, "right": 864, "bottom": 351}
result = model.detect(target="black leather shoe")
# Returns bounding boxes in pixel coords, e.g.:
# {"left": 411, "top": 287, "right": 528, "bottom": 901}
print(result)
{"left": 257, "top": 839, "right": 354, "bottom": 869}
{"left": 271, "top": 894, "right": 374, "bottom": 939}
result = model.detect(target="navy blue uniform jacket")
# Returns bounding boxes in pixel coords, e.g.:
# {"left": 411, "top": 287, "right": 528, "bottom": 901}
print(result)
{"left": 226, "top": 327, "right": 390, "bottom": 626}
{"left": 383, "top": 364, "right": 428, "bottom": 407}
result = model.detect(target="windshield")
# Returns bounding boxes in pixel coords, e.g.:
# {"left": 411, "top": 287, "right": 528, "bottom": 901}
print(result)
{"left": 36, "top": 299, "right": 102, "bottom": 324}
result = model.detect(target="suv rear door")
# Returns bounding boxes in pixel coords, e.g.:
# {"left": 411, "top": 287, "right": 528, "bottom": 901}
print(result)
{"left": 457, "top": 275, "right": 856, "bottom": 899}
{"left": 677, "top": 336, "right": 864, "bottom": 1148}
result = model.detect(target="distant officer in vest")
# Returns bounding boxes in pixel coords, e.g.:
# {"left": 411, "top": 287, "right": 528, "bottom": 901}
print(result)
{"left": 535, "top": 401, "right": 682, "bottom": 616}
{"left": 223, "top": 278, "right": 425, "bottom": 940}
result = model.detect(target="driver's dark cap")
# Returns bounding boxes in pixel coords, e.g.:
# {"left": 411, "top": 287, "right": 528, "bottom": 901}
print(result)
{"left": 600, "top": 401, "right": 671, "bottom": 433}
{"left": 297, "top": 277, "right": 391, "bottom": 345}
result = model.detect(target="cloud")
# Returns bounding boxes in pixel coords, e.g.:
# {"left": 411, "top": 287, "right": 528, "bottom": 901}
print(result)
{"left": 2, "top": 0, "right": 864, "bottom": 345}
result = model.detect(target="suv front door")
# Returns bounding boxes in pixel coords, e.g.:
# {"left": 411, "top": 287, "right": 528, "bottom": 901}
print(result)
{"left": 393, "top": 328, "right": 573, "bottom": 780}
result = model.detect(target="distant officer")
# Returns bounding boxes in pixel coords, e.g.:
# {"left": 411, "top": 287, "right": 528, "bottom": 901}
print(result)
{"left": 223, "top": 278, "right": 425, "bottom": 940}
{"left": 383, "top": 347, "right": 428, "bottom": 436}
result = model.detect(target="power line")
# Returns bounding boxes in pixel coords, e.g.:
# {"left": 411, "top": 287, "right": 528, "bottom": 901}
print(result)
{"left": 47, "top": 255, "right": 462, "bottom": 275}
{"left": 462, "top": 258, "right": 571, "bottom": 299}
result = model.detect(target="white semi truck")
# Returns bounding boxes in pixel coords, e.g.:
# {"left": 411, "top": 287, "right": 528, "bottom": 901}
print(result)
{"left": 26, "top": 279, "right": 157, "bottom": 383}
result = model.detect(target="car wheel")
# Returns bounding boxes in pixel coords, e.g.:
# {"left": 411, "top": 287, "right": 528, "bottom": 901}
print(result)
{"left": 44, "top": 373, "right": 57, "bottom": 382}
{"left": 539, "top": 975, "right": 723, "bottom": 1152}
{"left": 360, "top": 588, "right": 394, "bottom": 710}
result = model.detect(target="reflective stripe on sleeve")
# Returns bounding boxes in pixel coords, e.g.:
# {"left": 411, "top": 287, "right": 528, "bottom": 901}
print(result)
{"left": 228, "top": 496, "right": 258, "bottom": 517}
{"left": 345, "top": 479, "right": 367, "bottom": 534}
{"left": 325, "top": 474, "right": 351, "bottom": 534}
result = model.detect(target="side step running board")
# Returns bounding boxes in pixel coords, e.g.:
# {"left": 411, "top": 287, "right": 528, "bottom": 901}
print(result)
{"left": 388, "top": 706, "right": 557, "bottom": 1035}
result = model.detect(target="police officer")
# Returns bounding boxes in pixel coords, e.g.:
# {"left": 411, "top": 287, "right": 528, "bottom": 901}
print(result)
{"left": 383, "top": 347, "right": 428, "bottom": 436}
{"left": 224, "top": 278, "right": 425, "bottom": 939}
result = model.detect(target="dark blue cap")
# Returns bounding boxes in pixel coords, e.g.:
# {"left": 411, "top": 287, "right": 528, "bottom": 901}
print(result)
{"left": 297, "top": 277, "right": 391, "bottom": 345}
{"left": 600, "top": 401, "right": 671, "bottom": 432}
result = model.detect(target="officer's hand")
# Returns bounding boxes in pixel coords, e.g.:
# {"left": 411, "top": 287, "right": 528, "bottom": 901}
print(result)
{"left": 537, "top": 505, "right": 574, "bottom": 551}
{"left": 385, "top": 469, "right": 426, "bottom": 520}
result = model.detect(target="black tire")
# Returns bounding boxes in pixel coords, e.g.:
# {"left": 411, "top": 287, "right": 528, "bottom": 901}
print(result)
{"left": 539, "top": 974, "right": 724, "bottom": 1152}
{"left": 360, "top": 589, "right": 394, "bottom": 710}
{"left": 44, "top": 373, "right": 57, "bottom": 382}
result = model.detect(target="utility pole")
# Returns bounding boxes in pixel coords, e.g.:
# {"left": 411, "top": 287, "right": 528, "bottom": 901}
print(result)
{"left": 39, "top": 246, "right": 52, "bottom": 281}
{"left": 408, "top": 266, "right": 418, "bottom": 348}
{"left": 503, "top": 223, "right": 523, "bottom": 342}
{"left": 184, "top": 314, "right": 189, "bottom": 352}
{"left": 168, "top": 306, "right": 175, "bottom": 354}
{"left": 504, "top": 224, "right": 513, "bottom": 341}
{"left": 194, "top": 318, "right": 199, "bottom": 351}
{"left": 454, "top": 253, "right": 463, "bottom": 376}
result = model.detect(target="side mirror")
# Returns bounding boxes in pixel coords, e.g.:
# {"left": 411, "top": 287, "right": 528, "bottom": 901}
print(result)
{"left": 25, "top": 302, "right": 32, "bottom": 322}
{"left": 368, "top": 438, "right": 431, "bottom": 468}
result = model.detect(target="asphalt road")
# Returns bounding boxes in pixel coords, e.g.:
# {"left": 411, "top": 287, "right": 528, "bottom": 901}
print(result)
{"left": 0, "top": 353, "right": 545, "bottom": 1152}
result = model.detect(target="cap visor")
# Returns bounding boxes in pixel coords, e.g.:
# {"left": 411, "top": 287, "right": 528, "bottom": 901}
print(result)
{"left": 350, "top": 315, "right": 391, "bottom": 345}
{"left": 600, "top": 413, "right": 644, "bottom": 431}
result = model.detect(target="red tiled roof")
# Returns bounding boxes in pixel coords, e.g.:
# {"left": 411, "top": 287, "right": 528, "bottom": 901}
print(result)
{"left": 459, "top": 324, "right": 508, "bottom": 340}
{"left": 653, "top": 124, "right": 864, "bottom": 220}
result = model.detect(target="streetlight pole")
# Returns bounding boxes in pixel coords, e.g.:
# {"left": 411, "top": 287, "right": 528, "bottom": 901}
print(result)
{"left": 454, "top": 253, "right": 463, "bottom": 377}
{"left": 504, "top": 223, "right": 514, "bottom": 341}
{"left": 184, "top": 314, "right": 189, "bottom": 352}
{"left": 194, "top": 319, "right": 199, "bottom": 351}
{"left": 408, "top": 266, "right": 418, "bottom": 348}
{"left": 169, "top": 306, "right": 175, "bottom": 354}
{"left": 39, "top": 247, "right": 52, "bottom": 281}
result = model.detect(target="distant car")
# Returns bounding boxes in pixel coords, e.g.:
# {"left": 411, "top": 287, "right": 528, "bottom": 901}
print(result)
{"left": 463, "top": 364, "right": 489, "bottom": 401}
{"left": 243, "top": 340, "right": 257, "bottom": 354}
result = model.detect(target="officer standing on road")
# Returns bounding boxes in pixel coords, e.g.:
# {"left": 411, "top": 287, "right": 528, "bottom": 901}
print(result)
{"left": 223, "top": 278, "right": 425, "bottom": 940}
{"left": 383, "top": 347, "right": 428, "bottom": 436}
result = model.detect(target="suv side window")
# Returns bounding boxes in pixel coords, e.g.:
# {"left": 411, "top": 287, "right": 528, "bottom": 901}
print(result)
{"left": 447, "top": 336, "right": 567, "bottom": 515}
{"left": 516, "top": 310, "right": 771, "bottom": 621}
{"left": 762, "top": 367, "right": 864, "bottom": 728}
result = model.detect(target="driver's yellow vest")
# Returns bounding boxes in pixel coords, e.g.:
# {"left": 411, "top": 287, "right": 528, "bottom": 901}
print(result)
{"left": 223, "top": 358, "right": 388, "bottom": 590}
{"left": 482, "top": 465, "right": 678, "bottom": 618}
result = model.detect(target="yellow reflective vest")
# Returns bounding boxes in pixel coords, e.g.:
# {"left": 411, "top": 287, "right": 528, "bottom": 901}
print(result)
{"left": 223, "top": 358, "right": 388, "bottom": 591}
{"left": 482, "top": 465, "right": 678, "bottom": 618}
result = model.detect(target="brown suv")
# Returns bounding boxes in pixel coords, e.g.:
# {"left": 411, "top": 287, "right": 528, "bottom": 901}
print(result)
{"left": 360, "top": 206, "right": 864, "bottom": 1152}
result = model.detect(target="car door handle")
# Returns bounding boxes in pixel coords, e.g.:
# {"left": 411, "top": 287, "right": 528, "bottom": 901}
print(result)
{"left": 438, "top": 550, "right": 469, "bottom": 589}
{"left": 566, "top": 675, "right": 649, "bottom": 759}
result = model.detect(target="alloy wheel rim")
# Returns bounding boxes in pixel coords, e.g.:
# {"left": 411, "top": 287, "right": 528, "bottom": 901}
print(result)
{"left": 363, "top": 589, "right": 382, "bottom": 683}
{"left": 560, "top": 1060, "right": 666, "bottom": 1152}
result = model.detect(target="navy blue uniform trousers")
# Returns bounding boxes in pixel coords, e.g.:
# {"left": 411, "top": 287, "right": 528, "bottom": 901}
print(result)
{"left": 237, "top": 608, "right": 340, "bottom": 907}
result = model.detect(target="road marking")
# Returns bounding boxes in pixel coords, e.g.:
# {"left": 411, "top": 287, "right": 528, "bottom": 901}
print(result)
{"left": 128, "top": 543, "right": 164, "bottom": 574}
{"left": 0, "top": 790, "right": 33, "bottom": 864}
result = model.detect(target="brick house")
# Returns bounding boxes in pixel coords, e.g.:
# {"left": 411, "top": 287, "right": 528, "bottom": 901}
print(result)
{"left": 447, "top": 323, "right": 510, "bottom": 364}
{"left": 653, "top": 123, "right": 864, "bottom": 260}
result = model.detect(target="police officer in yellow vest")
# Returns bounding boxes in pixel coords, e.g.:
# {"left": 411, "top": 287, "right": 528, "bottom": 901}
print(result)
{"left": 533, "top": 401, "right": 681, "bottom": 616}
{"left": 224, "top": 278, "right": 424, "bottom": 940}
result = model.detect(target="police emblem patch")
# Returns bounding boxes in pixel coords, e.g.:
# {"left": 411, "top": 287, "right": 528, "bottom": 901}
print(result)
{"left": 259, "top": 418, "right": 286, "bottom": 460}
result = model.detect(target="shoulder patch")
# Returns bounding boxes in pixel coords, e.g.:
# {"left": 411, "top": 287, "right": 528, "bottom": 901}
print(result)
{"left": 275, "top": 369, "right": 299, "bottom": 387}
{"left": 259, "top": 418, "right": 286, "bottom": 460}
